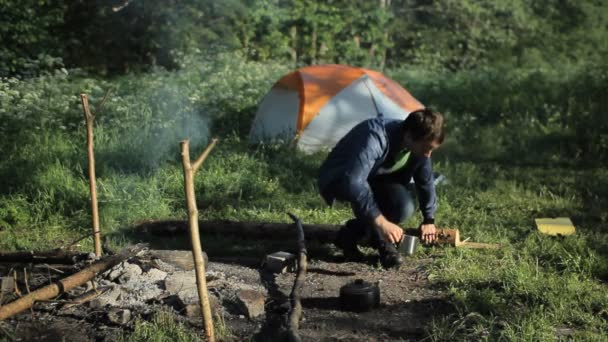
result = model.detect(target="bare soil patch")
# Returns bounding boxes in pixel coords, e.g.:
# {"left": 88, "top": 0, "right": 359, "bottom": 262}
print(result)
{"left": 1, "top": 247, "right": 453, "bottom": 341}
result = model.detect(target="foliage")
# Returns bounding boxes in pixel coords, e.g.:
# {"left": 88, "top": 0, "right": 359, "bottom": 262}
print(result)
{"left": 0, "top": 0, "right": 66, "bottom": 77}
{"left": 120, "top": 310, "right": 201, "bottom": 342}
{"left": 390, "top": 62, "right": 608, "bottom": 162}
{"left": 6, "top": 0, "right": 607, "bottom": 75}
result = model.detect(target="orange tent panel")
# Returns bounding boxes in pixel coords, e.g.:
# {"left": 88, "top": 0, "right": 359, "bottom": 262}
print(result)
{"left": 271, "top": 64, "right": 423, "bottom": 133}
{"left": 297, "top": 65, "right": 365, "bottom": 132}
{"left": 362, "top": 68, "right": 423, "bottom": 112}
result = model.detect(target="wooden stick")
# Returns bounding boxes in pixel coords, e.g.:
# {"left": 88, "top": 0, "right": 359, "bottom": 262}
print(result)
{"left": 180, "top": 139, "right": 217, "bottom": 342}
{"left": 43, "top": 264, "right": 65, "bottom": 274}
{"left": 23, "top": 268, "right": 30, "bottom": 294}
{"left": 435, "top": 228, "right": 460, "bottom": 246}
{"left": 0, "top": 324, "right": 15, "bottom": 341}
{"left": 459, "top": 242, "right": 502, "bottom": 249}
{"left": 192, "top": 138, "right": 218, "bottom": 173}
{"left": 286, "top": 213, "right": 307, "bottom": 342}
{"left": 0, "top": 245, "right": 143, "bottom": 320}
{"left": 61, "top": 286, "right": 111, "bottom": 310}
{"left": 94, "top": 88, "right": 112, "bottom": 116}
{"left": 12, "top": 270, "right": 21, "bottom": 297}
{"left": 0, "top": 250, "right": 89, "bottom": 264}
{"left": 80, "top": 93, "right": 102, "bottom": 257}
{"left": 60, "top": 232, "right": 96, "bottom": 251}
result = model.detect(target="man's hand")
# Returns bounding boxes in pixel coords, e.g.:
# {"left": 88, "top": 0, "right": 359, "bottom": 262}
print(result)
{"left": 373, "top": 215, "right": 404, "bottom": 243}
{"left": 419, "top": 223, "right": 437, "bottom": 244}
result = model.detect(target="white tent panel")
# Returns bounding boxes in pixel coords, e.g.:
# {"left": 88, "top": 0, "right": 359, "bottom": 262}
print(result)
{"left": 364, "top": 77, "right": 412, "bottom": 121}
{"left": 249, "top": 88, "right": 300, "bottom": 142}
{"left": 297, "top": 76, "right": 410, "bottom": 153}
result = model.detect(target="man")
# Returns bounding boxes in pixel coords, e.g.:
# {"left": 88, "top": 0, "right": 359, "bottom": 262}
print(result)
{"left": 318, "top": 108, "right": 444, "bottom": 269}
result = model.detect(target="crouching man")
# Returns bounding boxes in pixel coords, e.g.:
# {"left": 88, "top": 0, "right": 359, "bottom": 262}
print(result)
{"left": 318, "top": 108, "right": 444, "bottom": 269}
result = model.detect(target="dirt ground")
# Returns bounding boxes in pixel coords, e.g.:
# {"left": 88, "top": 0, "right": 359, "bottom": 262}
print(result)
{"left": 0, "top": 248, "right": 454, "bottom": 342}
{"left": 254, "top": 257, "right": 454, "bottom": 341}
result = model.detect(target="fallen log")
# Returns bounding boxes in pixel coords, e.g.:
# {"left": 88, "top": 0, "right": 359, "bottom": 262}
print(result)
{"left": 0, "top": 245, "right": 144, "bottom": 321}
{"left": 134, "top": 219, "right": 340, "bottom": 241}
{"left": 134, "top": 221, "right": 502, "bottom": 249}
{"left": 147, "top": 249, "right": 207, "bottom": 271}
{"left": 0, "top": 250, "right": 91, "bottom": 264}
{"left": 134, "top": 221, "right": 448, "bottom": 245}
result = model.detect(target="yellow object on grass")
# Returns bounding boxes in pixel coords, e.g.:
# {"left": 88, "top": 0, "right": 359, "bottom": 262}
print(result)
{"left": 535, "top": 217, "right": 576, "bottom": 236}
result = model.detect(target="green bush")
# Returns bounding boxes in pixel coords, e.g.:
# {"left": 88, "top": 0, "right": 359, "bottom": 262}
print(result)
{"left": 0, "top": 0, "right": 66, "bottom": 77}
{"left": 390, "top": 63, "right": 608, "bottom": 164}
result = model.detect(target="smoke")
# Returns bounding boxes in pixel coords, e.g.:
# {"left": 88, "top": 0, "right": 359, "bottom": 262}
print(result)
{"left": 98, "top": 73, "right": 211, "bottom": 174}
{"left": 137, "top": 81, "right": 210, "bottom": 170}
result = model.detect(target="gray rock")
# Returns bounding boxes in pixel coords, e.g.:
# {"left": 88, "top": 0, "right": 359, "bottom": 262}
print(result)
{"left": 106, "top": 262, "right": 142, "bottom": 282}
{"left": 90, "top": 286, "right": 123, "bottom": 309}
{"left": 235, "top": 289, "right": 265, "bottom": 319}
{"left": 1, "top": 276, "right": 14, "bottom": 294}
{"left": 164, "top": 271, "right": 199, "bottom": 304}
{"left": 183, "top": 296, "right": 221, "bottom": 319}
{"left": 263, "top": 251, "right": 296, "bottom": 274}
{"left": 152, "top": 259, "right": 179, "bottom": 273}
{"left": 146, "top": 268, "right": 168, "bottom": 282}
{"left": 107, "top": 308, "right": 132, "bottom": 325}
{"left": 184, "top": 303, "right": 201, "bottom": 319}
{"left": 117, "top": 263, "right": 143, "bottom": 284}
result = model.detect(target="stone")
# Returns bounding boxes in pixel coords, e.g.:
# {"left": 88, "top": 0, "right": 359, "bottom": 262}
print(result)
{"left": 184, "top": 303, "right": 201, "bottom": 318}
{"left": 1, "top": 276, "right": 14, "bottom": 294}
{"left": 89, "top": 286, "right": 123, "bottom": 309}
{"left": 105, "top": 262, "right": 142, "bottom": 282}
{"left": 117, "top": 263, "right": 143, "bottom": 284}
{"left": 235, "top": 289, "right": 265, "bottom": 319}
{"left": 107, "top": 308, "right": 132, "bottom": 325}
{"left": 146, "top": 268, "right": 168, "bottom": 282}
{"left": 152, "top": 259, "right": 179, "bottom": 273}
{"left": 183, "top": 296, "right": 221, "bottom": 319}
{"left": 263, "top": 251, "right": 296, "bottom": 273}
{"left": 164, "top": 271, "right": 198, "bottom": 304}
{"left": 147, "top": 250, "right": 208, "bottom": 271}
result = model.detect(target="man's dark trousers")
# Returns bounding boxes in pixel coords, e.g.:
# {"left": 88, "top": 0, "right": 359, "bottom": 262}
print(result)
{"left": 327, "top": 175, "right": 416, "bottom": 245}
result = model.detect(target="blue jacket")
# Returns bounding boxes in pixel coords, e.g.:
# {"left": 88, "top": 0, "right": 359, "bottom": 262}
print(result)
{"left": 318, "top": 116, "right": 437, "bottom": 223}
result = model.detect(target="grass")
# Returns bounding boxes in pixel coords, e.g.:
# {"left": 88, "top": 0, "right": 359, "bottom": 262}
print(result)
{"left": 1, "top": 54, "right": 607, "bottom": 340}
{"left": 119, "top": 310, "right": 202, "bottom": 342}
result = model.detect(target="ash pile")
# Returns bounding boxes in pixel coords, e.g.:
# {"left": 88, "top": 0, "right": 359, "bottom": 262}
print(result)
{"left": 0, "top": 249, "right": 269, "bottom": 340}
{"left": 90, "top": 250, "right": 268, "bottom": 322}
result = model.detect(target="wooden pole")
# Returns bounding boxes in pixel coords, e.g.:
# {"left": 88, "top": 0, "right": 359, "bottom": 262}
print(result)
{"left": 0, "top": 245, "right": 144, "bottom": 320}
{"left": 286, "top": 213, "right": 307, "bottom": 342}
{"left": 180, "top": 138, "right": 218, "bottom": 342}
{"left": 80, "top": 94, "right": 102, "bottom": 257}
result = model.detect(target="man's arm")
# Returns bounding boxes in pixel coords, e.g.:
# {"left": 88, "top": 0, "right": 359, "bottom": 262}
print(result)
{"left": 336, "top": 124, "right": 403, "bottom": 243}
{"left": 413, "top": 156, "right": 438, "bottom": 243}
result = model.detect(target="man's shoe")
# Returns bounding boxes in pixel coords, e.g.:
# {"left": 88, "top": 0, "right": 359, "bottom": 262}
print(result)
{"left": 370, "top": 227, "right": 403, "bottom": 270}
{"left": 378, "top": 242, "right": 403, "bottom": 269}
{"left": 334, "top": 221, "right": 366, "bottom": 261}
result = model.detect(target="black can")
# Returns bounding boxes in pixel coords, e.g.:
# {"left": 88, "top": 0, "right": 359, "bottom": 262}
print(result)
{"left": 339, "top": 279, "right": 380, "bottom": 312}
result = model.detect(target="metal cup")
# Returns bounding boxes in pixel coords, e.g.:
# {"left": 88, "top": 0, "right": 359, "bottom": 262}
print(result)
{"left": 398, "top": 235, "right": 418, "bottom": 255}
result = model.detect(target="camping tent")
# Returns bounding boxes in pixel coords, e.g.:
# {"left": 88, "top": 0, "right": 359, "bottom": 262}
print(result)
{"left": 249, "top": 64, "right": 424, "bottom": 153}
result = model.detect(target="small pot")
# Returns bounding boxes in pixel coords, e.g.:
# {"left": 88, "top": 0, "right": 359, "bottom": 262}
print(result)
{"left": 339, "top": 279, "right": 380, "bottom": 312}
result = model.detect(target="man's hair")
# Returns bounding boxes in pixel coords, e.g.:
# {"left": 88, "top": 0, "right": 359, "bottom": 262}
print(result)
{"left": 402, "top": 108, "right": 445, "bottom": 143}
